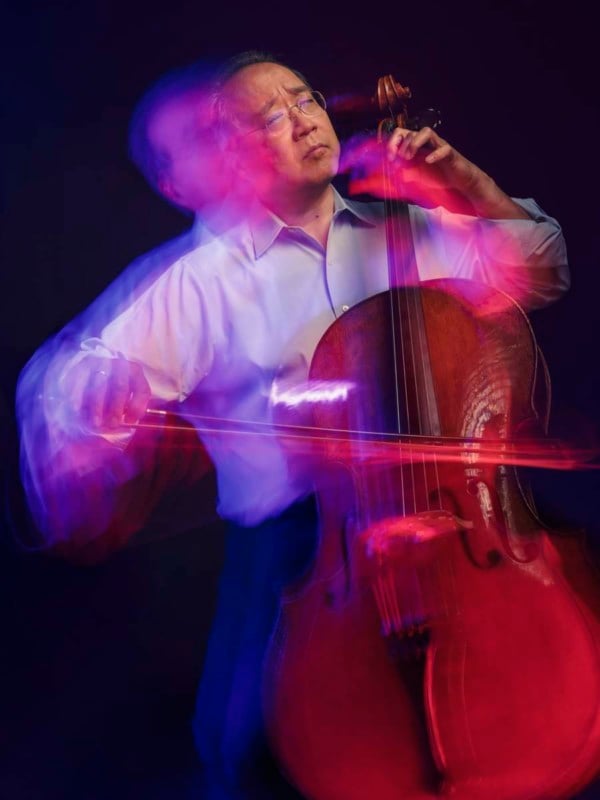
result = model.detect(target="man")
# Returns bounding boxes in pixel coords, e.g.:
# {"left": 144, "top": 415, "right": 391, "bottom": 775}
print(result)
{"left": 16, "top": 60, "right": 245, "bottom": 559}
{"left": 17, "top": 51, "right": 569, "bottom": 798}
{"left": 102, "top": 58, "right": 244, "bottom": 322}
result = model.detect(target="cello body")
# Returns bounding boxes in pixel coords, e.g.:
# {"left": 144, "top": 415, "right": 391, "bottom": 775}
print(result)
{"left": 263, "top": 280, "right": 600, "bottom": 800}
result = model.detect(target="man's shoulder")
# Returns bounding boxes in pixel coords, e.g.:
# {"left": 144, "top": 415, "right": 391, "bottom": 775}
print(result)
{"left": 125, "top": 224, "right": 201, "bottom": 275}
{"left": 178, "top": 220, "right": 253, "bottom": 272}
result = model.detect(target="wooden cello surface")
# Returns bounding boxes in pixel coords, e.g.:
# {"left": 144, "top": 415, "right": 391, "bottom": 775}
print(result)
{"left": 262, "top": 279, "right": 600, "bottom": 800}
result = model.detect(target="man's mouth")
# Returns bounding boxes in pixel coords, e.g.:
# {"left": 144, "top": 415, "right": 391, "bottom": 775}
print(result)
{"left": 304, "top": 144, "right": 328, "bottom": 159}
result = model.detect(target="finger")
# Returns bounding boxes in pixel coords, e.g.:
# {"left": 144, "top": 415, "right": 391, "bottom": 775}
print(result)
{"left": 388, "top": 128, "right": 427, "bottom": 162}
{"left": 398, "top": 131, "right": 421, "bottom": 160}
{"left": 81, "top": 362, "right": 113, "bottom": 429}
{"left": 398, "top": 127, "right": 442, "bottom": 161}
{"left": 123, "top": 363, "right": 151, "bottom": 424}
{"left": 387, "top": 128, "right": 409, "bottom": 161}
{"left": 103, "top": 358, "right": 135, "bottom": 428}
{"left": 424, "top": 142, "right": 452, "bottom": 164}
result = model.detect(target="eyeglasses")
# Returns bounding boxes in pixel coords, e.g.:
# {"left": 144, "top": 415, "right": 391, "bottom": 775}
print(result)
{"left": 244, "top": 91, "right": 327, "bottom": 136}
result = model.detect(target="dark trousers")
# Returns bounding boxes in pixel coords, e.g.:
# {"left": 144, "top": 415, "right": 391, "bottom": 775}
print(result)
{"left": 192, "top": 496, "right": 318, "bottom": 799}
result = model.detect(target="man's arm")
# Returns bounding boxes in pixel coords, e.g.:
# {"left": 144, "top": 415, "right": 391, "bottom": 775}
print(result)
{"left": 341, "top": 127, "right": 569, "bottom": 309}
{"left": 16, "top": 250, "right": 215, "bottom": 560}
{"left": 385, "top": 125, "right": 531, "bottom": 220}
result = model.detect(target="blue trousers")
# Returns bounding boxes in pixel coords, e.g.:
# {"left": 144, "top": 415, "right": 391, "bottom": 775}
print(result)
{"left": 193, "top": 496, "right": 318, "bottom": 799}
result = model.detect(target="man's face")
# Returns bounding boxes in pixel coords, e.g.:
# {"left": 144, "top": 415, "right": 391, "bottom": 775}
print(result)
{"left": 148, "top": 89, "right": 231, "bottom": 212}
{"left": 222, "top": 62, "right": 340, "bottom": 203}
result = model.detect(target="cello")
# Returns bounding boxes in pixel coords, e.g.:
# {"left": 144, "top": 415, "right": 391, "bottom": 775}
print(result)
{"left": 261, "top": 76, "right": 600, "bottom": 799}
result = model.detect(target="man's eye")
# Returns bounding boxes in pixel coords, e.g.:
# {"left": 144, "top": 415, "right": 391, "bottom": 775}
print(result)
{"left": 264, "top": 111, "right": 286, "bottom": 129}
{"left": 297, "top": 97, "right": 316, "bottom": 111}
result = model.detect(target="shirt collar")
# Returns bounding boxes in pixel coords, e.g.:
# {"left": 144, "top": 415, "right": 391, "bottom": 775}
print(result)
{"left": 191, "top": 215, "right": 206, "bottom": 246}
{"left": 250, "top": 186, "right": 380, "bottom": 259}
{"left": 334, "top": 190, "right": 382, "bottom": 227}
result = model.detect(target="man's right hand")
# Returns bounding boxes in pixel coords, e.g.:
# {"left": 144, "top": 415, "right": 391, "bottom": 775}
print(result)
{"left": 61, "top": 355, "right": 151, "bottom": 431}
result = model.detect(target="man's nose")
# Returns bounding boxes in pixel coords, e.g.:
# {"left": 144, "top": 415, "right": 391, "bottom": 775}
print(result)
{"left": 291, "top": 109, "right": 316, "bottom": 138}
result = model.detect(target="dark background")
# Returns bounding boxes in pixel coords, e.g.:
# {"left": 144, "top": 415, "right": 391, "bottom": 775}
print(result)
{"left": 1, "top": 1, "right": 600, "bottom": 798}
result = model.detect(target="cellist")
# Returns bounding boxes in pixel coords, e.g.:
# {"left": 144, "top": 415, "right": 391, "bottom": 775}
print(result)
{"left": 16, "top": 50, "right": 570, "bottom": 799}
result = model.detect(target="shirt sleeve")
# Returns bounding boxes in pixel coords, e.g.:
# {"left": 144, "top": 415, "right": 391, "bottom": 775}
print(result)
{"left": 410, "top": 198, "right": 570, "bottom": 310}
{"left": 15, "top": 247, "right": 218, "bottom": 555}
{"left": 99, "top": 253, "right": 217, "bottom": 401}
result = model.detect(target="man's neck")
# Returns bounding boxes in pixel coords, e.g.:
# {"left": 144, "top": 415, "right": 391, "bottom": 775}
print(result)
{"left": 197, "top": 192, "right": 249, "bottom": 236}
{"left": 264, "top": 184, "right": 335, "bottom": 249}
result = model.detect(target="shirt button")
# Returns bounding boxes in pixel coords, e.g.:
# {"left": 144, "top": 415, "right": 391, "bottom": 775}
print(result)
{"left": 341, "top": 304, "right": 350, "bottom": 313}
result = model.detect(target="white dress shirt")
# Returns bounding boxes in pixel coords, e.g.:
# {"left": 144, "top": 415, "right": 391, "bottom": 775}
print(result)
{"left": 86, "top": 189, "right": 569, "bottom": 525}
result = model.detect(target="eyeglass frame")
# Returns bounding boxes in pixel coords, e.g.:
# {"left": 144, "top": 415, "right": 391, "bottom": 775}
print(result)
{"left": 241, "top": 90, "right": 328, "bottom": 136}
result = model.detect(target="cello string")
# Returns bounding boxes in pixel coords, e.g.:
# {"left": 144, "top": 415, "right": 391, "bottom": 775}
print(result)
{"left": 382, "top": 132, "right": 414, "bottom": 515}
{"left": 410, "top": 281, "right": 443, "bottom": 514}
{"left": 389, "top": 130, "right": 432, "bottom": 517}
{"left": 381, "top": 123, "right": 409, "bottom": 523}
{"left": 382, "top": 121, "right": 423, "bottom": 633}
{"left": 383, "top": 101, "right": 446, "bottom": 634}
{"left": 383, "top": 124, "right": 435, "bottom": 519}
{"left": 395, "top": 125, "right": 444, "bottom": 516}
